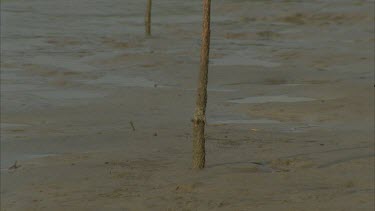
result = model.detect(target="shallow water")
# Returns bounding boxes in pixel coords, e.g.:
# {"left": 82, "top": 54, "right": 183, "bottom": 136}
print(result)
{"left": 209, "top": 119, "right": 280, "bottom": 125}
{"left": 1, "top": 84, "right": 41, "bottom": 92}
{"left": 208, "top": 112, "right": 280, "bottom": 125}
{"left": 85, "top": 75, "right": 157, "bottom": 88}
{"left": 212, "top": 54, "right": 280, "bottom": 67}
{"left": 33, "top": 90, "right": 106, "bottom": 100}
{"left": 184, "top": 87, "right": 237, "bottom": 92}
{"left": 229, "top": 95, "right": 316, "bottom": 104}
{"left": 1, "top": 123, "right": 30, "bottom": 130}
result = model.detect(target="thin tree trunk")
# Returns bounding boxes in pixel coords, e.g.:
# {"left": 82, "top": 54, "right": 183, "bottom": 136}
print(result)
{"left": 145, "top": 0, "right": 152, "bottom": 36}
{"left": 192, "top": 0, "right": 211, "bottom": 170}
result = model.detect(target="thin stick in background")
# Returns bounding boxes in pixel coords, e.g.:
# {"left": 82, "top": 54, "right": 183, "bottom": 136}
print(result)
{"left": 145, "top": 0, "right": 152, "bottom": 36}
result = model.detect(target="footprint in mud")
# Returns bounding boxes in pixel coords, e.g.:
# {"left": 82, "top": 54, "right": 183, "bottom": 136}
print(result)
{"left": 268, "top": 158, "right": 315, "bottom": 172}
{"left": 175, "top": 183, "right": 203, "bottom": 193}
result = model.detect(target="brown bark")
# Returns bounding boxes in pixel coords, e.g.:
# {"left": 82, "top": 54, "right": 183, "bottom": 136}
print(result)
{"left": 145, "top": 0, "right": 152, "bottom": 36}
{"left": 192, "top": 0, "right": 211, "bottom": 170}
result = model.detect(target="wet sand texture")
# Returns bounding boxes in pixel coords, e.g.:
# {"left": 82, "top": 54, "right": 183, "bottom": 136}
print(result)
{"left": 1, "top": 0, "right": 374, "bottom": 210}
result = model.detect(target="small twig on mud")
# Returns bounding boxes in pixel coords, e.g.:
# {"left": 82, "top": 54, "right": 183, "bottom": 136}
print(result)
{"left": 129, "top": 121, "right": 136, "bottom": 131}
{"left": 8, "top": 161, "right": 21, "bottom": 170}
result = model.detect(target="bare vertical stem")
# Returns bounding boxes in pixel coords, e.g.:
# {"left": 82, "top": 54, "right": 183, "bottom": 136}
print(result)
{"left": 192, "top": 0, "right": 211, "bottom": 170}
{"left": 145, "top": 0, "right": 152, "bottom": 36}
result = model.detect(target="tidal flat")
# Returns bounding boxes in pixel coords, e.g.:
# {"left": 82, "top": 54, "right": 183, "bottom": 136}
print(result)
{"left": 1, "top": 0, "right": 374, "bottom": 210}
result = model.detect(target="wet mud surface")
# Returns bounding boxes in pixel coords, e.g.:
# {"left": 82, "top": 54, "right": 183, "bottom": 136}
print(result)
{"left": 1, "top": 0, "right": 374, "bottom": 210}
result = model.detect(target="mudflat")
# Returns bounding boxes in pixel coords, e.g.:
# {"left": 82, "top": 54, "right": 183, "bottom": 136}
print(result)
{"left": 1, "top": 0, "right": 374, "bottom": 210}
